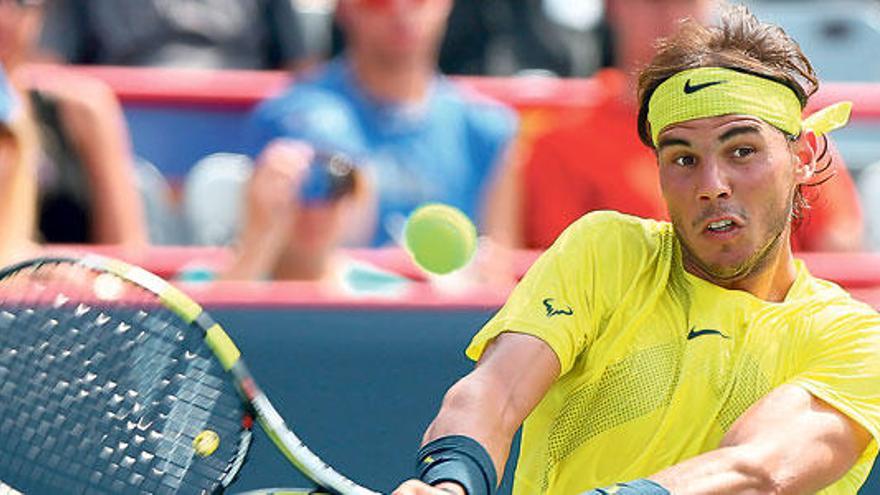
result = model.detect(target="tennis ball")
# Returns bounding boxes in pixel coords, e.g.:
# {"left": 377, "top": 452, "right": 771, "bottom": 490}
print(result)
{"left": 404, "top": 203, "right": 477, "bottom": 275}
{"left": 193, "top": 429, "right": 220, "bottom": 457}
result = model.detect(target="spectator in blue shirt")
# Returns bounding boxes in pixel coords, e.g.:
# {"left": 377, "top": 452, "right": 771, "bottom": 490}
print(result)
{"left": 225, "top": 0, "right": 519, "bottom": 282}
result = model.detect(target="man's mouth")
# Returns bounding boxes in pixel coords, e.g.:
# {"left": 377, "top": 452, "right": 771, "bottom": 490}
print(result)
{"left": 701, "top": 215, "right": 745, "bottom": 238}
{"left": 707, "top": 219, "right": 736, "bottom": 233}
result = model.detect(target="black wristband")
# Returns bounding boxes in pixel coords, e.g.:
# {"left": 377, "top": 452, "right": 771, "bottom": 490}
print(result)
{"left": 416, "top": 435, "right": 498, "bottom": 495}
{"left": 582, "top": 479, "right": 670, "bottom": 495}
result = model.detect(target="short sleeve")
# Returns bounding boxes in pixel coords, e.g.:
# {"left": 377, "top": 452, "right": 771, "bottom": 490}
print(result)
{"left": 789, "top": 305, "right": 880, "bottom": 444}
{"left": 466, "top": 212, "right": 645, "bottom": 375}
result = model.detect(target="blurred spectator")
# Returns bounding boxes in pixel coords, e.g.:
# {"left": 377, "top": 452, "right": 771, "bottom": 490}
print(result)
{"left": 2, "top": 0, "right": 148, "bottom": 247}
{"left": 859, "top": 159, "right": 880, "bottom": 250}
{"left": 39, "top": 0, "right": 309, "bottom": 70}
{"left": 438, "top": 0, "right": 603, "bottom": 77}
{"left": 0, "top": 63, "right": 38, "bottom": 265}
{"left": 520, "top": 0, "right": 864, "bottom": 251}
{"left": 224, "top": 0, "right": 518, "bottom": 281}
{"left": 337, "top": 0, "right": 604, "bottom": 77}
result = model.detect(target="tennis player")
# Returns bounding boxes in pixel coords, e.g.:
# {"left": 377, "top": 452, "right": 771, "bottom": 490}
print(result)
{"left": 394, "top": 5, "right": 880, "bottom": 495}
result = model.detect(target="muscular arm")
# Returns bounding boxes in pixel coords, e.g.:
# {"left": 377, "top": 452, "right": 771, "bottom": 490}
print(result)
{"left": 649, "top": 384, "right": 872, "bottom": 494}
{"left": 395, "top": 332, "right": 560, "bottom": 495}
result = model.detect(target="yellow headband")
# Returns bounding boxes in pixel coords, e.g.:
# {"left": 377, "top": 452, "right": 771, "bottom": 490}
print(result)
{"left": 647, "top": 67, "right": 852, "bottom": 146}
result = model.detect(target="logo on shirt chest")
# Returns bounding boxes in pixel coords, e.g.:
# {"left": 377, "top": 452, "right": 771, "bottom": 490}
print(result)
{"left": 687, "top": 326, "right": 731, "bottom": 340}
{"left": 543, "top": 298, "right": 573, "bottom": 317}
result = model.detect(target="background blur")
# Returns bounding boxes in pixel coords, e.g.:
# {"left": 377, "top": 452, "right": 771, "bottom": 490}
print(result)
{"left": 32, "top": 0, "right": 880, "bottom": 250}
{"left": 6, "top": 0, "right": 880, "bottom": 493}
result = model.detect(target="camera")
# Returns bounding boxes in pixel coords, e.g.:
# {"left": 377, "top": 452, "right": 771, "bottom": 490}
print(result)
{"left": 297, "top": 151, "right": 358, "bottom": 205}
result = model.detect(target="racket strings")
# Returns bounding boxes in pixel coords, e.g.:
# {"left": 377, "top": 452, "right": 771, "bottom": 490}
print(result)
{"left": 0, "top": 262, "right": 248, "bottom": 494}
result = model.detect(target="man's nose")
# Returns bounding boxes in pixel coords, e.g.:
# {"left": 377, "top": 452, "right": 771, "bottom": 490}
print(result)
{"left": 696, "top": 159, "right": 732, "bottom": 200}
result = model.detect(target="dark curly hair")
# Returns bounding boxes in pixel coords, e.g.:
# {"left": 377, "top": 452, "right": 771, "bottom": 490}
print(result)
{"left": 636, "top": 3, "right": 832, "bottom": 222}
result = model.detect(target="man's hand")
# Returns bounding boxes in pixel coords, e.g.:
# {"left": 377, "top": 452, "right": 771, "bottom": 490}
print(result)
{"left": 392, "top": 480, "right": 466, "bottom": 495}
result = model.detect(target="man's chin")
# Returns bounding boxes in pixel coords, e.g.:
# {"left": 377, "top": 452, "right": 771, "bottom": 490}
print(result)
{"left": 700, "top": 259, "right": 754, "bottom": 282}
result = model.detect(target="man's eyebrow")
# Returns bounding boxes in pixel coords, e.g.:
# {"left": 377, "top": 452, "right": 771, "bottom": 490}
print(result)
{"left": 718, "top": 125, "right": 762, "bottom": 142}
{"left": 656, "top": 137, "right": 690, "bottom": 151}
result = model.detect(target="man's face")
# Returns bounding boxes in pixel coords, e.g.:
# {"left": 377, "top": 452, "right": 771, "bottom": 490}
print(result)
{"left": 339, "top": 0, "right": 451, "bottom": 66}
{"left": 656, "top": 115, "right": 813, "bottom": 283}
{"left": 0, "top": 0, "right": 43, "bottom": 67}
{"left": 607, "top": 0, "right": 714, "bottom": 70}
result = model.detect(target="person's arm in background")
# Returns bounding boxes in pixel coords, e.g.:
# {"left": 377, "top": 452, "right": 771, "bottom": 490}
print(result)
{"left": 393, "top": 332, "right": 560, "bottom": 495}
{"left": 471, "top": 98, "right": 524, "bottom": 286}
{"left": 0, "top": 119, "right": 38, "bottom": 264}
{"left": 479, "top": 143, "right": 524, "bottom": 287}
{"left": 223, "top": 139, "right": 310, "bottom": 280}
{"left": 793, "top": 137, "right": 864, "bottom": 251}
{"left": 38, "top": 69, "right": 149, "bottom": 247}
{"left": 483, "top": 144, "right": 524, "bottom": 251}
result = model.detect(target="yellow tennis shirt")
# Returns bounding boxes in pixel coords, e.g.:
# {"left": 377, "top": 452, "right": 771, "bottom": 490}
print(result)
{"left": 467, "top": 211, "right": 880, "bottom": 495}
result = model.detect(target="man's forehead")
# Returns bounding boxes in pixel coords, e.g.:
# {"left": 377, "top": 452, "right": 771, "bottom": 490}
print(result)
{"left": 656, "top": 115, "right": 777, "bottom": 150}
{"left": 659, "top": 114, "right": 770, "bottom": 138}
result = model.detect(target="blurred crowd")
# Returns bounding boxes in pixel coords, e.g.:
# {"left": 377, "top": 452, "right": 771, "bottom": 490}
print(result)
{"left": 2, "top": 0, "right": 880, "bottom": 288}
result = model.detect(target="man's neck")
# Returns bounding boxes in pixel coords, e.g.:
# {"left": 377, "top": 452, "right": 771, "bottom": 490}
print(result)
{"left": 728, "top": 248, "right": 798, "bottom": 302}
{"left": 682, "top": 231, "right": 799, "bottom": 303}
{"left": 346, "top": 52, "right": 434, "bottom": 104}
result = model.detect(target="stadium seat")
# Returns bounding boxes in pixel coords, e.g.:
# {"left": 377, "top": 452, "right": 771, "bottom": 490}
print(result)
{"left": 134, "top": 157, "right": 185, "bottom": 245}
{"left": 858, "top": 159, "right": 880, "bottom": 250}
{"left": 182, "top": 152, "right": 254, "bottom": 246}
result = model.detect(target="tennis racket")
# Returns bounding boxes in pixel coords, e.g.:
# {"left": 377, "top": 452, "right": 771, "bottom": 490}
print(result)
{"left": 0, "top": 254, "right": 381, "bottom": 495}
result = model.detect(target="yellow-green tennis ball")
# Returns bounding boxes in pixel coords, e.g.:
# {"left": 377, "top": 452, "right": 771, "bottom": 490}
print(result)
{"left": 404, "top": 203, "right": 477, "bottom": 275}
{"left": 193, "top": 429, "right": 220, "bottom": 457}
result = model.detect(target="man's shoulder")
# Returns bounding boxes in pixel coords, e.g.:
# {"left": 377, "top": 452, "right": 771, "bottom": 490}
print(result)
{"left": 558, "top": 211, "right": 671, "bottom": 260}
{"left": 569, "top": 210, "right": 669, "bottom": 238}
{"left": 798, "top": 271, "right": 880, "bottom": 328}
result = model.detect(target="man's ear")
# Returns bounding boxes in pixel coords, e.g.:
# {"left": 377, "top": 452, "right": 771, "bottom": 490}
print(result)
{"left": 793, "top": 130, "right": 818, "bottom": 183}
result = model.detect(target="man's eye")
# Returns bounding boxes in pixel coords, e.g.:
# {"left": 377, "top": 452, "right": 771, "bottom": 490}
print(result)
{"left": 673, "top": 155, "right": 696, "bottom": 167}
{"left": 732, "top": 147, "right": 755, "bottom": 159}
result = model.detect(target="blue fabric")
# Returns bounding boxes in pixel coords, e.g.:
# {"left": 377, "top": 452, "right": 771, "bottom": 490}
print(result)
{"left": 0, "top": 65, "right": 19, "bottom": 127}
{"left": 417, "top": 435, "right": 498, "bottom": 495}
{"left": 246, "top": 57, "right": 518, "bottom": 246}
{"left": 583, "top": 479, "right": 671, "bottom": 495}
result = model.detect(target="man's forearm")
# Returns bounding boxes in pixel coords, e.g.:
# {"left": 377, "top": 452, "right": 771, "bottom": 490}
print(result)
{"left": 422, "top": 371, "right": 521, "bottom": 478}
{"left": 650, "top": 446, "right": 781, "bottom": 495}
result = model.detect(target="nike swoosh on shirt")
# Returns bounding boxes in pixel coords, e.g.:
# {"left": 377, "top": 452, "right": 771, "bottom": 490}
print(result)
{"left": 687, "top": 327, "right": 730, "bottom": 340}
